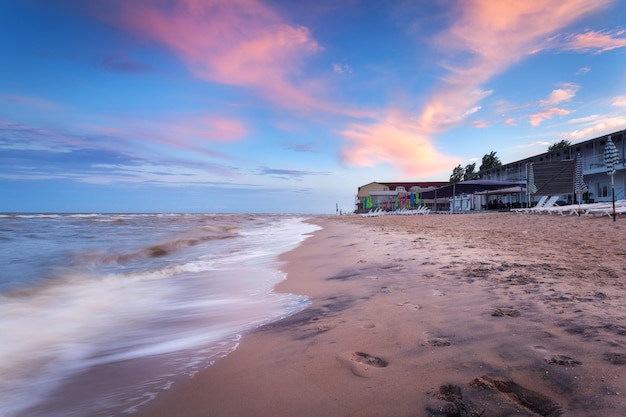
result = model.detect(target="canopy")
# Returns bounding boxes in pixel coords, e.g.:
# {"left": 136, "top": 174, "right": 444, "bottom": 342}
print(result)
{"left": 420, "top": 180, "right": 526, "bottom": 199}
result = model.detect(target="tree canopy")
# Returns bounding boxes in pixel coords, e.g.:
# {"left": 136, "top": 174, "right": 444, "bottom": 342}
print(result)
{"left": 449, "top": 165, "right": 465, "bottom": 183}
{"left": 449, "top": 162, "right": 479, "bottom": 183}
{"left": 463, "top": 163, "right": 478, "bottom": 181}
{"left": 479, "top": 151, "right": 501, "bottom": 172}
{"left": 548, "top": 140, "right": 571, "bottom": 152}
{"left": 449, "top": 152, "right": 500, "bottom": 183}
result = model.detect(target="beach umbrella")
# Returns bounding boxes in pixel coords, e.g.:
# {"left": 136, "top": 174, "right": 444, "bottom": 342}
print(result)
{"left": 574, "top": 153, "right": 587, "bottom": 208}
{"left": 604, "top": 136, "right": 619, "bottom": 221}
{"left": 527, "top": 163, "right": 538, "bottom": 207}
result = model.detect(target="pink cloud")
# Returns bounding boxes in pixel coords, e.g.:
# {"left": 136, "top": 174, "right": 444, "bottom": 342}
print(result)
{"left": 170, "top": 116, "right": 248, "bottom": 142}
{"left": 341, "top": 0, "right": 606, "bottom": 175}
{"left": 4, "top": 95, "right": 64, "bottom": 111}
{"left": 340, "top": 110, "right": 461, "bottom": 177}
{"left": 612, "top": 95, "right": 626, "bottom": 107}
{"left": 472, "top": 120, "right": 489, "bottom": 128}
{"left": 528, "top": 108, "right": 571, "bottom": 126}
{"left": 105, "top": 0, "right": 348, "bottom": 113}
{"left": 87, "top": 114, "right": 247, "bottom": 159}
{"left": 422, "top": 0, "right": 604, "bottom": 133}
{"left": 560, "top": 29, "right": 626, "bottom": 53}
{"left": 565, "top": 116, "right": 626, "bottom": 140}
{"left": 505, "top": 118, "right": 517, "bottom": 126}
{"left": 539, "top": 83, "right": 579, "bottom": 106}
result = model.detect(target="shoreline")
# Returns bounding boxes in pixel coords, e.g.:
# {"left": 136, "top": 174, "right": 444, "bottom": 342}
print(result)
{"left": 138, "top": 213, "right": 626, "bottom": 417}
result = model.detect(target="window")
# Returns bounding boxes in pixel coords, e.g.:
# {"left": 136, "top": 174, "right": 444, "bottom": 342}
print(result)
{"left": 596, "top": 183, "right": 610, "bottom": 198}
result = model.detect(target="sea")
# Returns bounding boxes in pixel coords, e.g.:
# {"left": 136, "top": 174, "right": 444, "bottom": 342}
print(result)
{"left": 0, "top": 213, "right": 321, "bottom": 417}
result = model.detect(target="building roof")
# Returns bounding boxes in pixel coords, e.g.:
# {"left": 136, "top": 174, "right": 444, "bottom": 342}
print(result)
{"left": 420, "top": 180, "right": 526, "bottom": 199}
{"left": 377, "top": 181, "right": 448, "bottom": 190}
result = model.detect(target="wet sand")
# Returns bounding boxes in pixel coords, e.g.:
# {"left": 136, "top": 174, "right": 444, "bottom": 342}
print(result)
{"left": 138, "top": 212, "right": 626, "bottom": 417}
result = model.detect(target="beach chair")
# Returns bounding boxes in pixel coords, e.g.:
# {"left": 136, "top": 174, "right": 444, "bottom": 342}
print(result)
{"left": 531, "top": 196, "right": 559, "bottom": 213}
{"left": 586, "top": 200, "right": 626, "bottom": 217}
{"left": 512, "top": 196, "right": 548, "bottom": 214}
{"left": 544, "top": 202, "right": 580, "bottom": 216}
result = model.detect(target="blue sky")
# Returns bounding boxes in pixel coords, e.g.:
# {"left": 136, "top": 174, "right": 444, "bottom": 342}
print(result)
{"left": 1, "top": 0, "right": 625, "bottom": 213}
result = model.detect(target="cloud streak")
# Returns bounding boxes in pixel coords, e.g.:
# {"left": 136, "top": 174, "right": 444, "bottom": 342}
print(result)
{"left": 99, "top": 52, "right": 156, "bottom": 73}
{"left": 341, "top": 0, "right": 609, "bottom": 176}
{"left": 424, "top": 1, "right": 604, "bottom": 130}
{"left": 529, "top": 108, "right": 572, "bottom": 127}
{"left": 97, "top": 0, "right": 619, "bottom": 179}
{"left": 340, "top": 110, "right": 460, "bottom": 177}
{"left": 106, "top": 0, "right": 343, "bottom": 114}
{"left": 539, "top": 83, "right": 579, "bottom": 106}
{"left": 556, "top": 29, "right": 626, "bottom": 53}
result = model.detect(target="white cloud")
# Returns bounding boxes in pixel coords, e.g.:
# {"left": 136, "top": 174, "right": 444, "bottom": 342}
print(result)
{"left": 612, "top": 95, "right": 626, "bottom": 107}
{"left": 333, "top": 63, "right": 352, "bottom": 74}
{"left": 529, "top": 108, "right": 572, "bottom": 126}
{"left": 575, "top": 66, "right": 591, "bottom": 75}
{"left": 539, "top": 83, "right": 579, "bottom": 106}
{"left": 564, "top": 116, "right": 626, "bottom": 140}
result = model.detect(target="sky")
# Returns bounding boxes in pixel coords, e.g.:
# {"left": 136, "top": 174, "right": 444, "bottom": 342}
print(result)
{"left": 1, "top": 0, "right": 626, "bottom": 214}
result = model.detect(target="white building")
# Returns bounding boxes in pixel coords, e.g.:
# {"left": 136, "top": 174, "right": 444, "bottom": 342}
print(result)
{"left": 480, "top": 129, "right": 625, "bottom": 205}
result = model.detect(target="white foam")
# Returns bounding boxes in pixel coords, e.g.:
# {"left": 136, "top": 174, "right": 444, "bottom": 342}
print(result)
{"left": 0, "top": 214, "right": 320, "bottom": 416}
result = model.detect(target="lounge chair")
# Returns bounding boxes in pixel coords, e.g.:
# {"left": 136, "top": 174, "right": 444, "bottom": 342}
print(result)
{"left": 531, "top": 196, "right": 560, "bottom": 213}
{"left": 585, "top": 200, "right": 626, "bottom": 217}
{"left": 512, "top": 196, "right": 548, "bottom": 214}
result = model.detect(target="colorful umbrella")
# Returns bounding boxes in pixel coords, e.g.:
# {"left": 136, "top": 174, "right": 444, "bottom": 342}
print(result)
{"left": 604, "top": 136, "right": 619, "bottom": 221}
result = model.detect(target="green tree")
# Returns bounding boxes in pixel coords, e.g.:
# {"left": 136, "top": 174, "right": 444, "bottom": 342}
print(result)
{"left": 548, "top": 140, "right": 571, "bottom": 152}
{"left": 463, "top": 163, "right": 478, "bottom": 181}
{"left": 479, "top": 151, "right": 501, "bottom": 172}
{"left": 449, "top": 164, "right": 465, "bottom": 183}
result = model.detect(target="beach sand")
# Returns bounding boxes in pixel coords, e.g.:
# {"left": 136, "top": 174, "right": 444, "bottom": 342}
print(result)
{"left": 138, "top": 212, "right": 626, "bottom": 417}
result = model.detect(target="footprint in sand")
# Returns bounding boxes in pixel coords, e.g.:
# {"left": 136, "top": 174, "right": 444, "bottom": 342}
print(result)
{"left": 470, "top": 376, "right": 562, "bottom": 417}
{"left": 544, "top": 354, "right": 582, "bottom": 367}
{"left": 423, "top": 332, "right": 451, "bottom": 347}
{"left": 340, "top": 351, "right": 388, "bottom": 377}
{"left": 604, "top": 352, "right": 626, "bottom": 365}
{"left": 350, "top": 351, "right": 388, "bottom": 368}
{"left": 427, "top": 337, "right": 451, "bottom": 347}
{"left": 397, "top": 301, "right": 422, "bottom": 310}
{"left": 492, "top": 307, "right": 520, "bottom": 317}
{"left": 428, "top": 384, "right": 484, "bottom": 417}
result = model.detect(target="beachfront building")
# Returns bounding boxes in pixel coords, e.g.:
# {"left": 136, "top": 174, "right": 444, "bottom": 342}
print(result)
{"left": 355, "top": 128, "right": 625, "bottom": 213}
{"left": 479, "top": 129, "right": 626, "bottom": 207}
{"left": 355, "top": 181, "right": 447, "bottom": 213}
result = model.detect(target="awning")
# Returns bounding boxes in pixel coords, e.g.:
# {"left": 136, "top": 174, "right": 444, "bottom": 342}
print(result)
{"left": 420, "top": 180, "right": 526, "bottom": 199}
{"left": 474, "top": 185, "right": 525, "bottom": 195}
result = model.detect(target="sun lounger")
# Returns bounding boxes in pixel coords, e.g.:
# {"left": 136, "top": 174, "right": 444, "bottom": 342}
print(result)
{"left": 530, "top": 196, "right": 560, "bottom": 213}
{"left": 542, "top": 203, "right": 576, "bottom": 216}
{"left": 512, "top": 196, "right": 548, "bottom": 214}
{"left": 585, "top": 200, "right": 626, "bottom": 217}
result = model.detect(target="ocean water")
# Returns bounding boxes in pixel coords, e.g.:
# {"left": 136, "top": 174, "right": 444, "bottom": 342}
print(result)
{"left": 0, "top": 213, "right": 320, "bottom": 417}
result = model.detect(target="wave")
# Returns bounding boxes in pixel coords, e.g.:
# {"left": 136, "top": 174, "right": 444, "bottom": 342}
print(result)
{"left": 75, "top": 225, "right": 241, "bottom": 268}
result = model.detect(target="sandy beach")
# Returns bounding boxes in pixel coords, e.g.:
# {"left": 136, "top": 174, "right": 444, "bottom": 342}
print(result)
{"left": 138, "top": 212, "right": 626, "bottom": 417}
